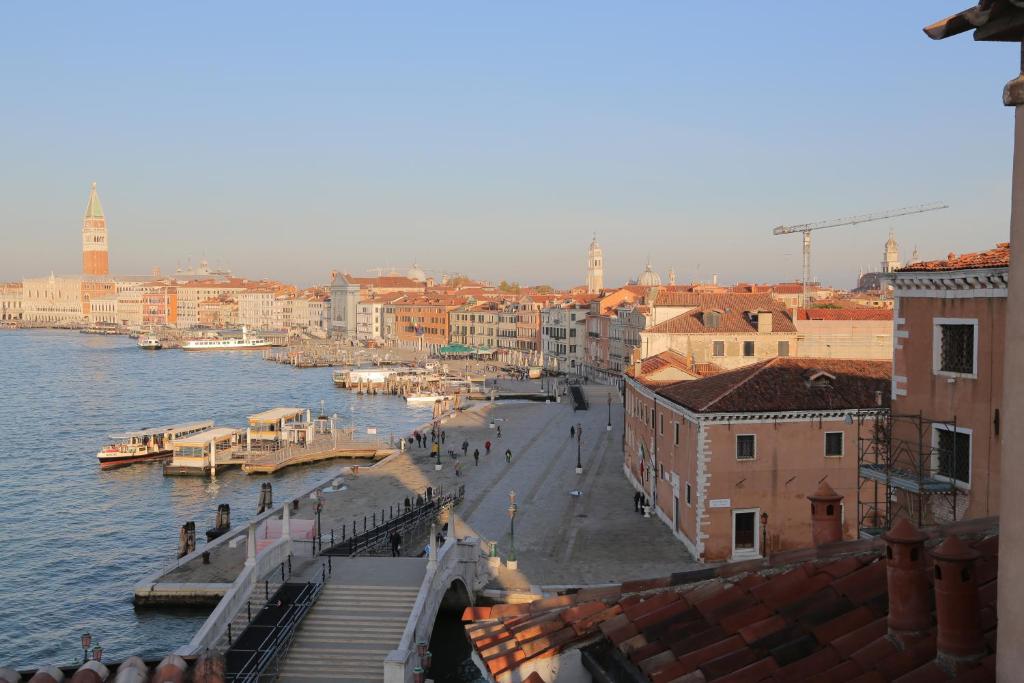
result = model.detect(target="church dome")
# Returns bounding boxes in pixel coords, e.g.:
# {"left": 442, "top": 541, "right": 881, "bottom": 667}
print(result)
{"left": 407, "top": 263, "right": 427, "bottom": 282}
{"left": 637, "top": 262, "right": 662, "bottom": 287}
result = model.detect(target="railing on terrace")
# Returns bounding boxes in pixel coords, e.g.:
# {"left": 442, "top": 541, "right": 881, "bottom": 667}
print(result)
{"left": 243, "top": 435, "right": 390, "bottom": 465}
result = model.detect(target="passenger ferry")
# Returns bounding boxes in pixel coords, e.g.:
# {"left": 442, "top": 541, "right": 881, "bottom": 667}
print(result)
{"left": 137, "top": 334, "right": 162, "bottom": 350}
{"left": 96, "top": 420, "right": 215, "bottom": 469}
{"left": 182, "top": 327, "right": 271, "bottom": 351}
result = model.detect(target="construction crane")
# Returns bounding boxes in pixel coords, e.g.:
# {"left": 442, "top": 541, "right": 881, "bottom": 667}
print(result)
{"left": 773, "top": 202, "right": 949, "bottom": 307}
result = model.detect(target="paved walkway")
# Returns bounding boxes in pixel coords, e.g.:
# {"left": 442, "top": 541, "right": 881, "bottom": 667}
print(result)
{"left": 277, "top": 558, "right": 426, "bottom": 683}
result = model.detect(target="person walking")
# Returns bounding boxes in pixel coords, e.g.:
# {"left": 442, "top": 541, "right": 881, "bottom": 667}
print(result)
{"left": 505, "top": 448, "right": 512, "bottom": 464}
{"left": 473, "top": 448, "right": 480, "bottom": 466}
{"left": 634, "top": 491, "right": 641, "bottom": 513}
{"left": 485, "top": 440, "right": 491, "bottom": 455}
{"left": 455, "top": 460, "right": 462, "bottom": 478}
{"left": 441, "top": 430, "right": 446, "bottom": 445}
{"left": 461, "top": 439, "right": 469, "bottom": 457}
{"left": 390, "top": 530, "right": 402, "bottom": 557}
{"left": 496, "top": 425, "right": 502, "bottom": 439}
{"left": 570, "top": 425, "right": 575, "bottom": 439}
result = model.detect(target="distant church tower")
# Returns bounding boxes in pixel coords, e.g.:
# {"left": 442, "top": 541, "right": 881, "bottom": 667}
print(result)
{"left": 586, "top": 235, "right": 603, "bottom": 294}
{"left": 82, "top": 182, "right": 109, "bottom": 276}
{"left": 668, "top": 267, "right": 676, "bottom": 287}
{"left": 881, "top": 230, "right": 900, "bottom": 273}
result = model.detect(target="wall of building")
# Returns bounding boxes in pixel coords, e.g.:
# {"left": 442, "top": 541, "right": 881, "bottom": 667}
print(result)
{"left": 795, "top": 320, "right": 893, "bottom": 360}
{"left": 641, "top": 331, "right": 798, "bottom": 370}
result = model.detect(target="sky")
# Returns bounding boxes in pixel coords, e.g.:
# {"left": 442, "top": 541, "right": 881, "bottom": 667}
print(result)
{"left": 0, "top": 2, "right": 1017, "bottom": 289}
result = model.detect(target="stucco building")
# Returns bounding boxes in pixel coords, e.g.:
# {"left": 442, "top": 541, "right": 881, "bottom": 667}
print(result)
{"left": 625, "top": 357, "right": 890, "bottom": 562}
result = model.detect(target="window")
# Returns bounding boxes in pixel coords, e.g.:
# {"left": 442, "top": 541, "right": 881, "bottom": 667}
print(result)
{"left": 743, "top": 341, "right": 755, "bottom": 357}
{"left": 736, "top": 434, "right": 756, "bottom": 460}
{"left": 712, "top": 340, "right": 725, "bottom": 357}
{"left": 778, "top": 340, "right": 790, "bottom": 357}
{"left": 825, "top": 432, "right": 844, "bottom": 457}
{"left": 659, "top": 414, "right": 664, "bottom": 435}
{"left": 936, "top": 427, "right": 971, "bottom": 487}
{"left": 674, "top": 422, "right": 680, "bottom": 446}
{"left": 685, "top": 482, "right": 692, "bottom": 506}
{"left": 933, "top": 319, "right": 977, "bottom": 377}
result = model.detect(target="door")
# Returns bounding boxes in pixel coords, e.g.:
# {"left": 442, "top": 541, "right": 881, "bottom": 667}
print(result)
{"left": 733, "top": 510, "right": 758, "bottom": 557}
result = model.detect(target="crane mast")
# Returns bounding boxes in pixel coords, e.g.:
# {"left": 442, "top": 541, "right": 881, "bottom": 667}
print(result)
{"left": 773, "top": 202, "right": 948, "bottom": 307}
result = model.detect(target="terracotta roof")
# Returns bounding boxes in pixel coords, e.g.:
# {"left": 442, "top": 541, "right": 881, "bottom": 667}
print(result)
{"left": 797, "top": 309, "right": 893, "bottom": 321}
{"left": 629, "top": 350, "right": 722, "bottom": 383}
{"left": 343, "top": 275, "right": 423, "bottom": 288}
{"left": 654, "top": 357, "right": 891, "bottom": 413}
{"left": 464, "top": 516, "right": 999, "bottom": 683}
{"left": 5, "top": 654, "right": 225, "bottom": 683}
{"left": 897, "top": 243, "right": 1009, "bottom": 272}
{"left": 647, "top": 294, "right": 796, "bottom": 334}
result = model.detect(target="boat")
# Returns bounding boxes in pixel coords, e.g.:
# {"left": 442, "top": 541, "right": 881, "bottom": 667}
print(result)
{"left": 97, "top": 420, "right": 215, "bottom": 469}
{"left": 404, "top": 393, "right": 453, "bottom": 404}
{"left": 138, "top": 334, "right": 162, "bottom": 350}
{"left": 182, "top": 326, "right": 271, "bottom": 351}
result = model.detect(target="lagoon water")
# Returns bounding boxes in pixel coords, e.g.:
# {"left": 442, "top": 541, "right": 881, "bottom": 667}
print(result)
{"left": 0, "top": 329, "right": 435, "bottom": 668}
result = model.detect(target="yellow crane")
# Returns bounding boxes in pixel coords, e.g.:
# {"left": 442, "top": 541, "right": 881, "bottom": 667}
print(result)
{"left": 773, "top": 202, "right": 949, "bottom": 307}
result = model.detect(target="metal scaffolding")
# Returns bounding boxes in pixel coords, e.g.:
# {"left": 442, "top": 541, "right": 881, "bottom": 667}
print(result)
{"left": 856, "top": 411, "right": 962, "bottom": 538}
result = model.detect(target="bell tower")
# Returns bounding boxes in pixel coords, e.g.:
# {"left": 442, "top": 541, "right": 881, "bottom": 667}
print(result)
{"left": 82, "top": 182, "right": 109, "bottom": 276}
{"left": 586, "top": 235, "right": 603, "bottom": 294}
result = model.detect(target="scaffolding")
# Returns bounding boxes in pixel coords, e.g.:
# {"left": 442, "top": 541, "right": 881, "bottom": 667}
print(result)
{"left": 856, "top": 411, "right": 962, "bottom": 538}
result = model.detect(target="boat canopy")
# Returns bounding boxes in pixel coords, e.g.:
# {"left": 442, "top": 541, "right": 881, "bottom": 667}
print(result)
{"left": 248, "top": 407, "right": 305, "bottom": 424}
{"left": 108, "top": 420, "right": 214, "bottom": 440}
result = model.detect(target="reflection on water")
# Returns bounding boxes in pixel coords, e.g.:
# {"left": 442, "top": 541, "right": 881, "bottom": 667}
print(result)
{"left": 0, "top": 330, "right": 434, "bottom": 668}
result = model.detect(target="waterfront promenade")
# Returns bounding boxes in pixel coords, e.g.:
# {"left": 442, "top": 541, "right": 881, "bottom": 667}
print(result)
{"left": 138, "top": 380, "right": 697, "bottom": 604}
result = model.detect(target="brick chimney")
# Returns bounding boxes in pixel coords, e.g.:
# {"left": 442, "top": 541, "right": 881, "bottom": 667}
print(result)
{"left": 931, "top": 534, "right": 985, "bottom": 669}
{"left": 882, "top": 518, "right": 931, "bottom": 644}
{"left": 807, "top": 481, "right": 843, "bottom": 546}
{"left": 757, "top": 310, "right": 773, "bottom": 333}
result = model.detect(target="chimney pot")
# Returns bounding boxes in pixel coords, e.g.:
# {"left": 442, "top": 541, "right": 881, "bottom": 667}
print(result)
{"left": 807, "top": 481, "right": 843, "bottom": 546}
{"left": 882, "top": 518, "right": 931, "bottom": 643}
{"left": 931, "top": 534, "right": 985, "bottom": 667}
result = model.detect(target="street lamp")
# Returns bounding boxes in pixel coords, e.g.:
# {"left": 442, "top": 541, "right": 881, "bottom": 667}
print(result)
{"left": 80, "top": 633, "right": 92, "bottom": 664}
{"left": 507, "top": 490, "right": 518, "bottom": 568}
{"left": 576, "top": 424, "right": 583, "bottom": 474}
{"left": 607, "top": 394, "right": 612, "bottom": 431}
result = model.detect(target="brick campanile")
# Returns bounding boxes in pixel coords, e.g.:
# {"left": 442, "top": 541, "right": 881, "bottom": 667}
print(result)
{"left": 82, "top": 181, "right": 109, "bottom": 276}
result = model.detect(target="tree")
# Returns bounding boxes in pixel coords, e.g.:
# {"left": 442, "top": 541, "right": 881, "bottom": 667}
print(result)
{"left": 533, "top": 285, "right": 554, "bottom": 294}
{"left": 498, "top": 280, "right": 521, "bottom": 293}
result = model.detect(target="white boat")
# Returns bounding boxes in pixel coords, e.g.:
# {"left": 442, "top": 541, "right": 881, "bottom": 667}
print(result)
{"left": 404, "top": 393, "right": 453, "bottom": 404}
{"left": 97, "top": 420, "right": 215, "bottom": 469}
{"left": 138, "top": 334, "right": 162, "bottom": 350}
{"left": 183, "top": 326, "right": 271, "bottom": 351}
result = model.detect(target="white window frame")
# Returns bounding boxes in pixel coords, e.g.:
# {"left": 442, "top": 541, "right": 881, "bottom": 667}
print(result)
{"left": 932, "top": 424, "right": 973, "bottom": 491}
{"left": 735, "top": 433, "right": 756, "bottom": 461}
{"left": 731, "top": 508, "right": 761, "bottom": 559}
{"left": 932, "top": 317, "right": 978, "bottom": 379}
{"left": 824, "top": 431, "right": 844, "bottom": 458}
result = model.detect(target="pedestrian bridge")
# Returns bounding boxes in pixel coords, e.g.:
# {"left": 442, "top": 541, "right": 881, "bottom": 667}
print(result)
{"left": 179, "top": 521, "right": 488, "bottom": 683}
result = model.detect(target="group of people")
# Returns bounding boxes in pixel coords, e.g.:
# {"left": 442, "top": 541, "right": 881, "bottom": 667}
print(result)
{"left": 400, "top": 423, "right": 513, "bottom": 471}
{"left": 633, "top": 490, "right": 650, "bottom": 513}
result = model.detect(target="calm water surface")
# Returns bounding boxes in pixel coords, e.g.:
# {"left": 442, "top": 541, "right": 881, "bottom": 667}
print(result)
{"left": 0, "top": 330, "right": 434, "bottom": 668}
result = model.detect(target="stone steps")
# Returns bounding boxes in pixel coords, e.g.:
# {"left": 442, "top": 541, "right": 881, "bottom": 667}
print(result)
{"left": 276, "top": 583, "right": 419, "bottom": 683}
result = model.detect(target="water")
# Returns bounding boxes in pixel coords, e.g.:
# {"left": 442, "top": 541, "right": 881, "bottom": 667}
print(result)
{"left": 0, "top": 330, "right": 435, "bottom": 669}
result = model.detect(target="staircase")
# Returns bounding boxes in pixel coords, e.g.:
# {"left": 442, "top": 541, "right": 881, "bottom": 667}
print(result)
{"left": 276, "top": 583, "right": 421, "bottom": 682}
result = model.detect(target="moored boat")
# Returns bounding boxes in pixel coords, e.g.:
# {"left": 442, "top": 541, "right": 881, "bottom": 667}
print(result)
{"left": 137, "top": 334, "right": 162, "bottom": 350}
{"left": 182, "top": 326, "right": 271, "bottom": 351}
{"left": 97, "top": 420, "right": 214, "bottom": 469}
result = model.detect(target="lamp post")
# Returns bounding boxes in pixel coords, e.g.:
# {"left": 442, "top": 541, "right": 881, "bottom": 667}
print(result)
{"left": 760, "top": 512, "right": 769, "bottom": 558}
{"left": 607, "top": 393, "right": 612, "bottom": 431}
{"left": 80, "top": 633, "right": 92, "bottom": 664}
{"left": 576, "top": 424, "right": 583, "bottom": 474}
{"left": 507, "top": 490, "right": 518, "bottom": 568}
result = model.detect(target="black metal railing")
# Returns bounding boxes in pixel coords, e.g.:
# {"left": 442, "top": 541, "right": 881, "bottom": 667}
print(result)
{"left": 322, "top": 484, "right": 465, "bottom": 557}
{"left": 224, "top": 580, "right": 322, "bottom": 683}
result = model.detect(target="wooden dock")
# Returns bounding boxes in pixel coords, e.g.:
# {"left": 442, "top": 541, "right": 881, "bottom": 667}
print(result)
{"left": 240, "top": 433, "right": 394, "bottom": 474}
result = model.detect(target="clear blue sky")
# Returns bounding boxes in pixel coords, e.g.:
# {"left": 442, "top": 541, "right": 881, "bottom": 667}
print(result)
{"left": 0, "top": 2, "right": 1015, "bottom": 288}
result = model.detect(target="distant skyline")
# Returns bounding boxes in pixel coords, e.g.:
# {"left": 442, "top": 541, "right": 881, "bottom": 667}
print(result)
{"left": 0, "top": 2, "right": 1016, "bottom": 288}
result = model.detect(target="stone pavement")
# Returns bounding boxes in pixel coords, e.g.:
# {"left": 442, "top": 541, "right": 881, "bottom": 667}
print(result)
{"left": 155, "top": 380, "right": 697, "bottom": 594}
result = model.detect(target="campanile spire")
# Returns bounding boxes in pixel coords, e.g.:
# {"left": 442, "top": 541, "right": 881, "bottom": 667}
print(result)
{"left": 82, "top": 181, "right": 109, "bottom": 276}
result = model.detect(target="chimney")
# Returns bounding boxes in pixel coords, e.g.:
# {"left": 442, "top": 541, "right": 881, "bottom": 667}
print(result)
{"left": 882, "top": 518, "right": 931, "bottom": 644}
{"left": 757, "top": 310, "right": 773, "bottom": 334}
{"left": 931, "top": 535, "right": 986, "bottom": 669}
{"left": 807, "top": 481, "right": 843, "bottom": 546}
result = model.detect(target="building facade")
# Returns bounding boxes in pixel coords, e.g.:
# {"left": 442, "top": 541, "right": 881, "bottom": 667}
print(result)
{"left": 586, "top": 236, "right": 603, "bottom": 294}
{"left": 624, "top": 358, "right": 890, "bottom": 562}
{"left": 82, "top": 182, "right": 109, "bottom": 276}
{"left": 0, "top": 282, "right": 23, "bottom": 321}
{"left": 21, "top": 275, "right": 83, "bottom": 324}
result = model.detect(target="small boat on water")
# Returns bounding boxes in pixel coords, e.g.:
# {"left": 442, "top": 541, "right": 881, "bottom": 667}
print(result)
{"left": 404, "top": 393, "right": 454, "bottom": 404}
{"left": 137, "top": 334, "right": 162, "bottom": 350}
{"left": 96, "top": 420, "right": 214, "bottom": 469}
{"left": 182, "top": 326, "right": 271, "bottom": 351}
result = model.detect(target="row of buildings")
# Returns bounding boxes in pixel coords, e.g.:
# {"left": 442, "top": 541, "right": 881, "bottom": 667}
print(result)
{"left": 622, "top": 242, "right": 1009, "bottom": 564}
